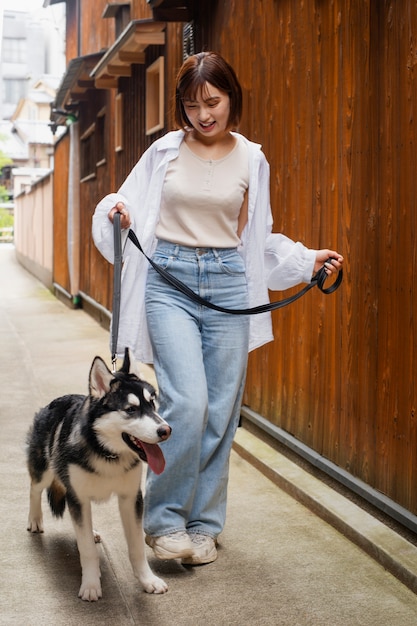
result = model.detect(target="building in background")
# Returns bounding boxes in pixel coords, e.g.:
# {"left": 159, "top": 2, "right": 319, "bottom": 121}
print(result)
{"left": 0, "top": 5, "right": 66, "bottom": 198}
{"left": 0, "top": 6, "right": 65, "bottom": 119}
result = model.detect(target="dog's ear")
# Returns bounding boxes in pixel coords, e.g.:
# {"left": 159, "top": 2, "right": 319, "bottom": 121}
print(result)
{"left": 120, "top": 347, "right": 131, "bottom": 374}
{"left": 120, "top": 347, "right": 143, "bottom": 379}
{"left": 89, "top": 356, "right": 114, "bottom": 398}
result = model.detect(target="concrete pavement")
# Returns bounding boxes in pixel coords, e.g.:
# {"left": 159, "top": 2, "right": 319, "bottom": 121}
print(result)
{"left": 1, "top": 243, "right": 417, "bottom": 625}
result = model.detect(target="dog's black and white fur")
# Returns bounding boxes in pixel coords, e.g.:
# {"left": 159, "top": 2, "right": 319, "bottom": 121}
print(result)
{"left": 26, "top": 348, "right": 171, "bottom": 601}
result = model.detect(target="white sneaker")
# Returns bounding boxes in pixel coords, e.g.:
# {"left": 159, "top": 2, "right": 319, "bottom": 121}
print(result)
{"left": 181, "top": 534, "right": 218, "bottom": 565}
{"left": 145, "top": 531, "right": 194, "bottom": 560}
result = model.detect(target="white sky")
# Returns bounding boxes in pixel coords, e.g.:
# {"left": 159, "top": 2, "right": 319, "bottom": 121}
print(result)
{"left": 2, "top": 0, "right": 46, "bottom": 10}
{"left": 0, "top": 1, "right": 65, "bottom": 70}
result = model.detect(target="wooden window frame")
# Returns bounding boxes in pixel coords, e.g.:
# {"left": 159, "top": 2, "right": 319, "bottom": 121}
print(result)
{"left": 146, "top": 56, "right": 164, "bottom": 136}
{"left": 96, "top": 107, "right": 107, "bottom": 168}
{"left": 115, "top": 93, "right": 123, "bottom": 152}
{"left": 80, "top": 122, "right": 96, "bottom": 182}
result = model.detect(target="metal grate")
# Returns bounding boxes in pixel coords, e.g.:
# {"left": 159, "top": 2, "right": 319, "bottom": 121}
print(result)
{"left": 182, "top": 22, "right": 195, "bottom": 60}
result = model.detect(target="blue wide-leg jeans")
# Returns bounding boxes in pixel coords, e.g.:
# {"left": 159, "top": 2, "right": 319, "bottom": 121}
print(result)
{"left": 144, "top": 240, "right": 250, "bottom": 539}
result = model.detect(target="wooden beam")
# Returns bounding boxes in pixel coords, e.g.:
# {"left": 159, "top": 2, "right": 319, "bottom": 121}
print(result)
{"left": 102, "top": 3, "right": 130, "bottom": 19}
{"left": 118, "top": 50, "right": 146, "bottom": 64}
{"left": 107, "top": 64, "right": 132, "bottom": 77}
{"left": 152, "top": 8, "right": 192, "bottom": 21}
{"left": 132, "top": 31, "right": 165, "bottom": 46}
{"left": 76, "top": 79, "right": 94, "bottom": 89}
{"left": 69, "top": 93, "right": 90, "bottom": 102}
{"left": 91, "top": 20, "right": 166, "bottom": 81}
{"left": 94, "top": 76, "right": 119, "bottom": 89}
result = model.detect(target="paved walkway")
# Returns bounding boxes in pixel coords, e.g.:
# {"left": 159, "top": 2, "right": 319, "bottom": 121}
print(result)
{"left": 1, "top": 244, "right": 417, "bottom": 625}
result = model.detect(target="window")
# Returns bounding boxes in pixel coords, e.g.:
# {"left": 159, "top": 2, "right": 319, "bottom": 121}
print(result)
{"left": 146, "top": 57, "right": 164, "bottom": 136}
{"left": 80, "top": 123, "right": 96, "bottom": 181}
{"left": 80, "top": 110, "right": 107, "bottom": 180}
{"left": 2, "top": 78, "right": 27, "bottom": 104}
{"left": 2, "top": 38, "right": 26, "bottom": 64}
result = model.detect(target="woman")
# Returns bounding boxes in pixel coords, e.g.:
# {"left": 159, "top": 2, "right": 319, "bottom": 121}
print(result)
{"left": 92, "top": 51, "right": 343, "bottom": 566}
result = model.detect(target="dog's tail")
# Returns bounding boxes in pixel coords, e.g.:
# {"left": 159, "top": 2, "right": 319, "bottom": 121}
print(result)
{"left": 47, "top": 479, "right": 67, "bottom": 518}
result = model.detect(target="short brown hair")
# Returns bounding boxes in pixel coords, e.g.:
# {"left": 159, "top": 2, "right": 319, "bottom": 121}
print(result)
{"left": 175, "top": 52, "right": 242, "bottom": 130}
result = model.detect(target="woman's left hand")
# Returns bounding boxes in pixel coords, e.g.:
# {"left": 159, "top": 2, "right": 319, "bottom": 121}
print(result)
{"left": 314, "top": 250, "right": 344, "bottom": 275}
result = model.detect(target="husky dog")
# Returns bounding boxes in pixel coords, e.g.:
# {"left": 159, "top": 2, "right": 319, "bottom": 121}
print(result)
{"left": 26, "top": 348, "right": 171, "bottom": 601}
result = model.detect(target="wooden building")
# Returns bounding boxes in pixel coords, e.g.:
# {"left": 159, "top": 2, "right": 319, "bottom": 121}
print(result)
{"left": 44, "top": 0, "right": 417, "bottom": 531}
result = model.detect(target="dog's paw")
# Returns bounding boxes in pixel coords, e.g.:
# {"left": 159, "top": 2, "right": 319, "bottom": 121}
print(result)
{"left": 78, "top": 580, "right": 102, "bottom": 602}
{"left": 27, "top": 517, "right": 44, "bottom": 533}
{"left": 142, "top": 575, "right": 168, "bottom": 594}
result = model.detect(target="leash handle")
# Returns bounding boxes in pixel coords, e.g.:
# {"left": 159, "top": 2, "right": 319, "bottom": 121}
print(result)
{"left": 312, "top": 260, "right": 343, "bottom": 295}
{"left": 111, "top": 212, "right": 122, "bottom": 370}
{"left": 126, "top": 228, "right": 343, "bottom": 315}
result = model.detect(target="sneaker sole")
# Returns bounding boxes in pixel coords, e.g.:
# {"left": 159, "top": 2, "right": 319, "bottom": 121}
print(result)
{"left": 181, "top": 547, "right": 218, "bottom": 566}
{"left": 152, "top": 545, "right": 194, "bottom": 560}
{"left": 145, "top": 535, "right": 194, "bottom": 560}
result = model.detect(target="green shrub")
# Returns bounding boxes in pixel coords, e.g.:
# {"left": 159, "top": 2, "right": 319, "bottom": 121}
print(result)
{"left": 0, "top": 207, "right": 13, "bottom": 228}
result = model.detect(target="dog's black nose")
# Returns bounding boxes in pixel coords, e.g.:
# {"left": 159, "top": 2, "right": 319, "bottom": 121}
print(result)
{"left": 157, "top": 425, "right": 172, "bottom": 441}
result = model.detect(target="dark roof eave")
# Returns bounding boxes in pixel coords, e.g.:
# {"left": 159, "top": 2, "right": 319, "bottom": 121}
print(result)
{"left": 53, "top": 52, "right": 105, "bottom": 112}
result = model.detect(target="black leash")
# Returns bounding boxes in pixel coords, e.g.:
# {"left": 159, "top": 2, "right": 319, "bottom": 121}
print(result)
{"left": 111, "top": 216, "right": 342, "bottom": 366}
{"left": 127, "top": 228, "right": 343, "bottom": 312}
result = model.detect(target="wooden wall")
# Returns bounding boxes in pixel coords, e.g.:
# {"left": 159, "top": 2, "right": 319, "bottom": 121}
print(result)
{"left": 194, "top": 0, "right": 417, "bottom": 514}
{"left": 53, "top": 132, "right": 70, "bottom": 295}
{"left": 50, "top": 0, "right": 417, "bottom": 517}
{"left": 14, "top": 173, "right": 53, "bottom": 289}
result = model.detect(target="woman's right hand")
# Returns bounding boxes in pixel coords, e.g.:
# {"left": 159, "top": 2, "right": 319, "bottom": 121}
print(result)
{"left": 108, "top": 202, "right": 131, "bottom": 230}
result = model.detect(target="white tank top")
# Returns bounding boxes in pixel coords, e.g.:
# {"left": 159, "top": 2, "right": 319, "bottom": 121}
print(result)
{"left": 156, "top": 136, "right": 249, "bottom": 247}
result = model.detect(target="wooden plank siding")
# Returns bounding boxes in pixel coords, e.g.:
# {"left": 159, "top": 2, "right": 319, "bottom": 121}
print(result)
{"left": 53, "top": 132, "right": 71, "bottom": 295}
{"left": 76, "top": 25, "right": 183, "bottom": 314}
{"left": 374, "top": 3, "right": 417, "bottom": 510}
{"left": 196, "top": 1, "right": 417, "bottom": 512}
{"left": 50, "top": 0, "right": 417, "bottom": 517}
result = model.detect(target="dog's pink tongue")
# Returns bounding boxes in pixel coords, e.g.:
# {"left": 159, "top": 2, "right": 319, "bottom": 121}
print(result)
{"left": 141, "top": 442, "right": 166, "bottom": 474}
